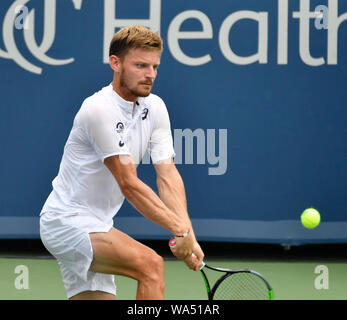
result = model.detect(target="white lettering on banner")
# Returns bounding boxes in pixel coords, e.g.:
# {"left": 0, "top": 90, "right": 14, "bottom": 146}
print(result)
{"left": 0, "top": 0, "right": 80, "bottom": 74}
{"left": 293, "top": 0, "right": 325, "bottom": 66}
{"left": 71, "top": 0, "right": 83, "bottom": 10}
{"left": 277, "top": 0, "right": 289, "bottom": 65}
{"left": 1, "top": 0, "right": 347, "bottom": 73}
{"left": 103, "top": 0, "right": 161, "bottom": 63}
{"left": 167, "top": 0, "right": 346, "bottom": 67}
{"left": 219, "top": 11, "right": 268, "bottom": 65}
{"left": 167, "top": 10, "right": 213, "bottom": 66}
{"left": 327, "top": 0, "right": 347, "bottom": 64}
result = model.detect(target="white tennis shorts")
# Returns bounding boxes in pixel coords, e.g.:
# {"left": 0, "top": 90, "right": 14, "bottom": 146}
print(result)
{"left": 40, "top": 211, "right": 116, "bottom": 299}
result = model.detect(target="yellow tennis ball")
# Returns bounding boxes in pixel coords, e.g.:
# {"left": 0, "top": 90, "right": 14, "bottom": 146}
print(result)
{"left": 301, "top": 208, "right": 321, "bottom": 229}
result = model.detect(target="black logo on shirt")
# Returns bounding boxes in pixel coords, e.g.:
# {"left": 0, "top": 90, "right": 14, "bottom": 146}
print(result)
{"left": 116, "top": 122, "right": 124, "bottom": 133}
{"left": 142, "top": 108, "right": 149, "bottom": 120}
{"left": 116, "top": 122, "right": 125, "bottom": 147}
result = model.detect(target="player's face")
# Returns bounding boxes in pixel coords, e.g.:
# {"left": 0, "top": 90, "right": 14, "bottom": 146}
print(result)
{"left": 118, "top": 48, "right": 161, "bottom": 101}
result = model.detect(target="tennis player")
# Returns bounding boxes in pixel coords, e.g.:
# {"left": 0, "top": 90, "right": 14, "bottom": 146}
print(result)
{"left": 39, "top": 25, "right": 204, "bottom": 300}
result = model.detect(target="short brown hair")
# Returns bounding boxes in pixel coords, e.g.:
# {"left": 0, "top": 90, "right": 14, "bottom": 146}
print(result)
{"left": 109, "top": 25, "right": 163, "bottom": 58}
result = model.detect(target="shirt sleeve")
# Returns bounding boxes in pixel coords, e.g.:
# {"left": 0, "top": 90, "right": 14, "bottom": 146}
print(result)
{"left": 148, "top": 98, "right": 176, "bottom": 164}
{"left": 76, "top": 99, "right": 131, "bottom": 162}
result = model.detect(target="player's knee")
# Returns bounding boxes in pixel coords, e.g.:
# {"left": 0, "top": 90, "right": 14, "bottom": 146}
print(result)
{"left": 147, "top": 254, "right": 165, "bottom": 280}
{"left": 139, "top": 253, "right": 165, "bottom": 285}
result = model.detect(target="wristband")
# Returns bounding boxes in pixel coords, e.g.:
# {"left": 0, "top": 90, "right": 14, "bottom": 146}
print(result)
{"left": 174, "top": 229, "right": 190, "bottom": 238}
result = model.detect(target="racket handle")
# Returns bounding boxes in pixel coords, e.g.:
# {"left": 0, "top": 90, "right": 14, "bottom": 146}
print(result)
{"left": 168, "top": 237, "right": 205, "bottom": 270}
{"left": 192, "top": 253, "right": 205, "bottom": 270}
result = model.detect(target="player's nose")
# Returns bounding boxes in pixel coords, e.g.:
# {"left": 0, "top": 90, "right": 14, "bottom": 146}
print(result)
{"left": 145, "top": 66, "right": 157, "bottom": 79}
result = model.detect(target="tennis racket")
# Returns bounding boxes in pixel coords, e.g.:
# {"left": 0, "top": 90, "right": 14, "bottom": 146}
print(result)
{"left": 169, "top": 238, "right": 274, "bottom": 300}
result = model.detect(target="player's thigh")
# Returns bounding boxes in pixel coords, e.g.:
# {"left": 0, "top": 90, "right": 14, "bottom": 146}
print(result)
{"left": 89, "top": 227, "right": 164, "bottom": 280}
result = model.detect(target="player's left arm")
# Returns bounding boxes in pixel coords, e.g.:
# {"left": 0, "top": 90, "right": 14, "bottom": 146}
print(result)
{"left": 154, "top": 158, "right": 204, "bottom": 269}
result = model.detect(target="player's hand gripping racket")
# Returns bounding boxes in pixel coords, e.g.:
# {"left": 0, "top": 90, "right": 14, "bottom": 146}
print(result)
{"left": 169, "top": 237, "right": 274, "bottom": 300}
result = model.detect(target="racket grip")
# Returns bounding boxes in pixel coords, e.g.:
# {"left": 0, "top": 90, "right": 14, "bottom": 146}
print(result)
{"left": 192, "top": 253, "right": 205, "bottom": 270}
{"left": 169, "top": 237, "right": 205, "bottom": 270}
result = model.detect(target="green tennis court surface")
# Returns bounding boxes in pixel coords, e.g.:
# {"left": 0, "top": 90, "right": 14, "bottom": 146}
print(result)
{"left": 0, "top": 241, "right": 346, "bottom": 300}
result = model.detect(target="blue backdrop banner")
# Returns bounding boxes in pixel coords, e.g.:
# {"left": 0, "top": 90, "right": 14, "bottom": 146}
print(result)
{"left": 0, "top": 0, "right": 346, "bottom": 244}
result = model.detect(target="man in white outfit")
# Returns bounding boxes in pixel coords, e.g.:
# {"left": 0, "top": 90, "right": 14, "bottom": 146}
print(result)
{"left": 40, "top": 25, "right": 204, "bottom": 300}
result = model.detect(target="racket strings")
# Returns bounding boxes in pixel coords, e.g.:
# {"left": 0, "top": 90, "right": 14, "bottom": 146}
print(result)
{"left": 213, "top": 272, "right": 270, "bottom": 300}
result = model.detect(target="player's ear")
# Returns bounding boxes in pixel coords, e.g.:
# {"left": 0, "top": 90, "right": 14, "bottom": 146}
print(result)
{"left": 109, "top": 55, "right": 121, "bottom": 73}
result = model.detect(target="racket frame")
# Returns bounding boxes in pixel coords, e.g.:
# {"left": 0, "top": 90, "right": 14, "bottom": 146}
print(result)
{"left": 168, "top": 238, "right": 274, "bottom": 300}
{"left": 200, "top": 264, "right": 274, "bottom": 300}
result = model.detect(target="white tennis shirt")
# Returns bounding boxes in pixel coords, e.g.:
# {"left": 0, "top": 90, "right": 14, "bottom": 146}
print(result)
{"left": 40, "top": 84, "right": 175, "bottom": 231}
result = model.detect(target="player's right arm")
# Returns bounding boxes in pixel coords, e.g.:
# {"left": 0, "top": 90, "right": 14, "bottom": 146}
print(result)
{"left": 104, "top": 154, "right": 195, "bottom": 260}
